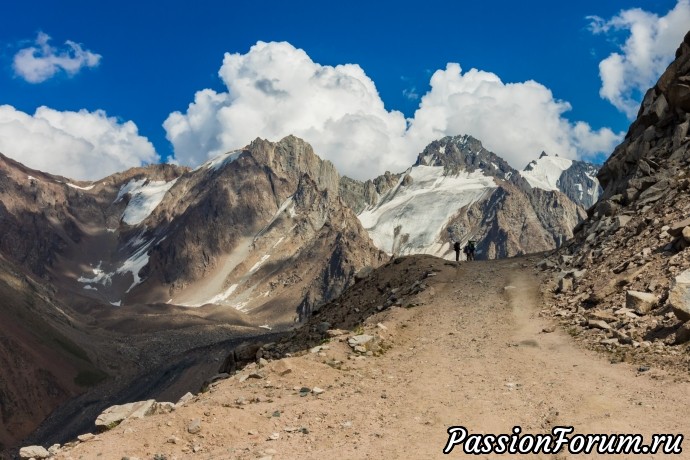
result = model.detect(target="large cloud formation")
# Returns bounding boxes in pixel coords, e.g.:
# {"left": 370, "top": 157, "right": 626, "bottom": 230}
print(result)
{"left": 164, "top": 42, "right": 410, "bottom": 178}
{"left": 407, "top": 64, "right": 621, "bottom": 168}
{"left": 589, "top": 0, "right": 690, "bottom": 118}
{"left": 0, "top": 105, "right": 158, "bottom": 180}
{"left": 13, "top": 32, "right": 101, "bottom": 83}
{"left": 165, "top": 41, "right": 621, "bottom": 180}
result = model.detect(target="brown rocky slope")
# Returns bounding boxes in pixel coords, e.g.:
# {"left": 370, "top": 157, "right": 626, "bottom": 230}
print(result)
{"left": 539, "top": 30, "right": 690, "bottom": 371}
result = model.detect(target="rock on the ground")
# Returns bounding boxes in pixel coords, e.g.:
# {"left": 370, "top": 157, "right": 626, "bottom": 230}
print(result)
{"left": 19, "top": 445, "right": 50, "bottom": 459}
{"left": 587, "top": 320, "right": 611, "bottom": 331}
{"left": 176, "top": 392, "right": 194, "bottom": 407}
{"left": 95, "top": 399, "right": 156, "bottom": 428}
{"left": 668, "top": 218, "right": 690, "bottom": 237}
{"left": 625, "top": 290, "right": 658, "bottom": 314}
{"left": 152, "top": 401, "right": 175, "bottom": 414}
{"left": 272, "top": 360, "right": 293, "bottom": 376}
{"left": 669, "top": 270, "right": 690, "bottom": 321}
{"left": 557, "top": 277, "right": 573, "bottom": 293}
{"left": 326, "top": 329, "right": 348, "bottom": 337}
{"left": 675, "top": 322, "right": 690, "bottom": 344}
{"left": 348, "top": 335, "right": 375, "bottom": 348}
{"left": 187, "top": 418, "right": 202, "bottom": 434}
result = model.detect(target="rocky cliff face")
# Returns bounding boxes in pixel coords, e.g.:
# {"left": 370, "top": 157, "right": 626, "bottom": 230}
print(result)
{"left": 342, "top": 135, "right": 587, "bottom": 260}
{"left": 540, "top": 31, "right": 690, "bottom": 367}
{"left": 0, "top": 136, "right": 382, "bottom": 319}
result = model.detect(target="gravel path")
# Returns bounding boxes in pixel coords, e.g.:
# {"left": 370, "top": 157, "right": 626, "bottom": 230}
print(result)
{"left": 51, "top": 256, "right": 690, "bottom": 459}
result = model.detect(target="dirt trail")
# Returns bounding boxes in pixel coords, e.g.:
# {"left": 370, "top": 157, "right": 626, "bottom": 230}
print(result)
{"left": 51, "top": 256, "right": 689, "bottom": 459}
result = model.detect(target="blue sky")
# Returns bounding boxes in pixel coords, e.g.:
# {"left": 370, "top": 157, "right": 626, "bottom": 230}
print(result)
{"left": 1, "top": 0, "right": 688, "bottom": 180}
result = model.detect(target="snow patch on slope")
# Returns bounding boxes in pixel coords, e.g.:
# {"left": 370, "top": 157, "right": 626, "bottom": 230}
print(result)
{"left": 202, "top": 284, "right": 239, "bottom": 305}
{"left": 116, "top": 178, "right": 178, "bottom": 225}
{"left": 197, "top": 150, "right": 243, "bottom": 171}
{"left": 68, "top": 182, "right": 95, "bottom": 191}
{"left": 117, "top": 241, "right": 152, "bottom": 292}
{"left": 77, "top": 262, "right": 113, "bottom": 285}
{"left": 520, "top": 156, "right": 572, "bottom": 191}
{"left": 249, "top": 255, "right": 270, "bottom": 273}
{"left": 77, "top": 236, "right": 156, "bottom": 296}
{"left": 358, "top": 165, "right": 496, "bottom": 255}
{"left": 585, "top": 172, "right": 601, "bottom": 201}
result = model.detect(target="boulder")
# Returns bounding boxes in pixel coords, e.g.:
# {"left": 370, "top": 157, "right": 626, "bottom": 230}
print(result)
{"left": 611, "top": 215, "right": 633, "bottom": 232}
{"left": 587, "top": 320, "right": 611, "bottom": 331}
{"left": 668, "top": 83, "right": 690, "bottom": 111}
{"left": 537, "top": 259, "right": 557, "bottom": 270}
{"left": 151, "top": 402, "right": 175, "bottom": 414}
{"left": 188, "top": 418, "right": 202, "bottom": 434}
{"left": 669, "top": 270, "right": 690, "bottom": 321}
{"left": 675, "top": 322, "right": 690, "bottom": 344}
{"left": 95, "top": 399, "right": 156, "bottom": 428}
{"left": 625, "top": 290, "right": 658, "bottom": 314}
{"left": 272, "top": 359, "right": 293, "bottom": 376}
{"left": 667, "top": 218, "right": 690, "bottom": 237}
{"left": 326, "top": 329, "right": 347, "bottom": 337}
{"left": 19, "top": 446, "right": 50, "bottom": 459}
{"left": 588, "top": 310, "right": 617, "bottom": 323}
{"left": 557, "top": 277, "right": 573, "bottom": 293}
{"left": 348, "top": 335, "right": 375, "bottom": 348}
{"left": 176, "top": 392, "right": 194, "bottom": 407}
{"left": 595, "top": 200, "right": 619, "bottom": 217}
{"left": 354, "top": 266, "right": 374, "bottom": 282}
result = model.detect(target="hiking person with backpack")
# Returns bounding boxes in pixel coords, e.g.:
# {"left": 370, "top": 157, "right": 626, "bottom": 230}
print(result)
{"left": 453, "top": 241, "right": 461, "bottom": 262}
{"left": 466, "top": 240, "right": 476, "bottom": 261}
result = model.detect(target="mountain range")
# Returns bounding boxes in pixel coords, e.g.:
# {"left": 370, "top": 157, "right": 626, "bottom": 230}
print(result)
{"left": 0, "top": 131, "right": 598, "bottom": 452}
{"left": 341, "top": 134, "right": 600, "bottom": 259}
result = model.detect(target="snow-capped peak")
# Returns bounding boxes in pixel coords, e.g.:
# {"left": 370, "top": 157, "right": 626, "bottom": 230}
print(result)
{"left": 358, "top": 164, "right": 496, "bottom": 255}
{"left": 520, "top": 153, "right": 573, "bottom": 191}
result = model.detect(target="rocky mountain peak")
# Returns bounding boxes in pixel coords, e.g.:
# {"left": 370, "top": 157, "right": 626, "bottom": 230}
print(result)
{"left": 415, "top": 134, "right": 516, "bottom": 180}
{"left": 339, "top": 134, "right": 588, "bottom": 260}
{"left": 241, "top": 135, "right": 340, "bottom": 195}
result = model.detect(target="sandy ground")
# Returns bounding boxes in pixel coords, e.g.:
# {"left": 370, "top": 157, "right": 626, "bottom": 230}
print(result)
{"left": 52, "top": 256, "right": 690, "bottom": 459}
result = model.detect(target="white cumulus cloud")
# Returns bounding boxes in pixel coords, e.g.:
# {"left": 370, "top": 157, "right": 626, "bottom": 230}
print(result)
{"left": 588, "top": 0, "right": 690, "bottom": 118}
{"left": 165, "top": 41, "right": 623, "bottom": 180}
{"left": 13, "top": 32, "right": 101, "bottom": 83}
{"left": 0, "top": 105, "right": 159, "bottom": 180}
{"left": 406, "top": 64, "right": 623, "bottom": 168}
{"left": 164, "top": 41, "right": 410, "bottom": 179}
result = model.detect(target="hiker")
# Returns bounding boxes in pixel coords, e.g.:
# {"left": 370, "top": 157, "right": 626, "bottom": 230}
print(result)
{"left": 453, "top": 241, "right": 461, "bottom": 262}
{"left": 466, "top": 240, "right": 476, "bottom": 261}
